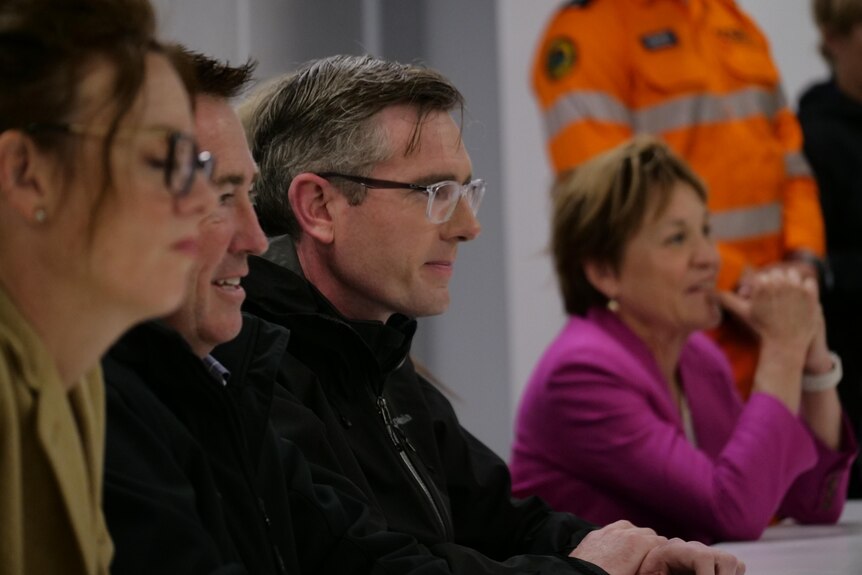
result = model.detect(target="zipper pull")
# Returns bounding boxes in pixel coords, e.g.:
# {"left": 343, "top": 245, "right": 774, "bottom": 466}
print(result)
{"left": 395, "top": 424, "right": 417, "bottom": 453}
{"left": 377, "top": 396, "right": 405, "bottom": 451}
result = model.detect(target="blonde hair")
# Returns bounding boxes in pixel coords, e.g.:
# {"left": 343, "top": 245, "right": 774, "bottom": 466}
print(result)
{"left": 551, "top": 137, "right": 707, "bottom": 315}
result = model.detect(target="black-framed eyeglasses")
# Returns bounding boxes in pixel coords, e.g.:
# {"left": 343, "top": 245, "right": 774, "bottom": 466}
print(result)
{"left": 25, "top": 122, "right": 215, "bottom": 198}
{"left": 317, "top": 172, "right": 486, "bottom": 224}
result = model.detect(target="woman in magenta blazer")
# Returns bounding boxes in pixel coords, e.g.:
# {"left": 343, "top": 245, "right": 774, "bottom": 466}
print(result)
{"left": 510, "top": 137, "right": 857, "bottom": 544}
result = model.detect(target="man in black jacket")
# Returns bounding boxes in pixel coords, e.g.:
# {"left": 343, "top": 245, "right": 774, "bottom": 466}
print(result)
{"left": 102, "top": 50, "right": 573, "bottom": 575}
{"left": 217, "top": 54, "right": 742, "bottom": 575}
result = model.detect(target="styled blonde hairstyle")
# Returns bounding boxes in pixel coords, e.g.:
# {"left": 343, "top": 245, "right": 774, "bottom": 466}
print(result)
{"left": 551, "top": 136, "right": 707, "bottom": 315}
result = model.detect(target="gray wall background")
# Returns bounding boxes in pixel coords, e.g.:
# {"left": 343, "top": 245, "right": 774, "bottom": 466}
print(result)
{"left": 153, "top": 0, "right": 828, "bottom": 459}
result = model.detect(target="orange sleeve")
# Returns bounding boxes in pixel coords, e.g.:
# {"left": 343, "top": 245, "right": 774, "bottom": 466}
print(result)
{"left": 533, "top": 3, "right": 633, "bottom": 173}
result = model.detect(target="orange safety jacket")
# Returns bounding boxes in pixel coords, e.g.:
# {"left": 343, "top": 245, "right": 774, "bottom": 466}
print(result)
{"left": 534, "top": 0, "right": 825, "bottom": 395}
{"left": 535, "top": 0, "right": 824, "bottom": 291}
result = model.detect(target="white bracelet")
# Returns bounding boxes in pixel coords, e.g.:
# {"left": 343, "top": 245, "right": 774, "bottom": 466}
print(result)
{"left": 802, "top": 352, "right": 843, "bottom": 392}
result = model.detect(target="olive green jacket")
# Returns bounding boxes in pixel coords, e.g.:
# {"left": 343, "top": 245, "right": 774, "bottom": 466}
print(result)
{"left": 0, "top": 287, "right": 112, "bottom": 574}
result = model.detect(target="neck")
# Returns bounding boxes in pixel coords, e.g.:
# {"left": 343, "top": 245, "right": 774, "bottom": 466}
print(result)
{"left": 181, "top": 335, "right": 212, "bottom": 360}
{"left": 0, "top": 266, "right": 133, "bottom": 390}
{"left": 835, "top": 67, "right": 862, "bottom": 104}
{"left": 615, "top": 310, "right": 687, "bottom": 386}
{"left": 178, "top": 333, "right": 212, "bottom": 359}
{"left": 296, "top": 242, "right": 390, "bottom": 323}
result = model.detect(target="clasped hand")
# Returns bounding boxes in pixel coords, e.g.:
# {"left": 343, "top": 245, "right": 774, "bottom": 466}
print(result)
{"left": 719, "top": 266, "right": 829, "bottom": 373}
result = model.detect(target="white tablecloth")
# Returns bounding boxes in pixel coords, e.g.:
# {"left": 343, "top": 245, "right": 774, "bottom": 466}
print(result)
{"left": 714, "top": 501, "right": 862, "bottom": 574}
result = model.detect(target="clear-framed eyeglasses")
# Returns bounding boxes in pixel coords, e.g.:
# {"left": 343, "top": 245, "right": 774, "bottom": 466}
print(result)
{"left": 317, "top": 172, "right": 486, "bottom": 224}
{"left": 25, "top": 122, "right": 215, "bottom": 198}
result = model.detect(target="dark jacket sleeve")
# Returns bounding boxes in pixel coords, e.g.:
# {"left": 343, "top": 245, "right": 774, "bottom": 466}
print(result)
{"left": 265, "top": 358, "right": 608, "bottom": 573}
{"left": 217, "top": 318, "right": 608, "bottom": 574}
{"left": 798, "top": 84, "right": 862, "bottom": 293}
{"left": 277, "top": 437, "right": 608, "bottom": 575}
{"left": 102, "top": 359, "right": 247, "bottom": 575}
{"left": 263, "top": 361, "right": 606, "bottom": 573}
{"left": 414, "top": 373, "right": 598, "bottom": 558}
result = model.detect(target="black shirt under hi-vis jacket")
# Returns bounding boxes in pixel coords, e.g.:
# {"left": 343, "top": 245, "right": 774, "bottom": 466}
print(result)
{"left": 102, "top": 322, "right": 506, "bottom": 575}
{"left": 213, "top": 253, "right": 607, "bottom": 575}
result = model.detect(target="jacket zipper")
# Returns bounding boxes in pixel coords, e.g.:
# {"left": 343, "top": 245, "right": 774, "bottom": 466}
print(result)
{"left": 376, "top": 395, "right": 452, "bottom": 540}
{"left": 218, "top": 385, "right": 287, "bottom": 574}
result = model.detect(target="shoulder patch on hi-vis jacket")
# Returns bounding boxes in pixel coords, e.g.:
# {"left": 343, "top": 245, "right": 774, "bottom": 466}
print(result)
{"left": 546, "top": 36, "right": 577, "bottom": 80}
{"left": 640, "top": 29, "right": 678, "bottom": 51}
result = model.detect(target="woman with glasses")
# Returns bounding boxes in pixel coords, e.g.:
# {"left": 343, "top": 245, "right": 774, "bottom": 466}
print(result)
{"left": 0, "top": 1, "right": 214, "bottom": 573}
{"left": 510, "top": 137, "right": 857, "bottom": 544}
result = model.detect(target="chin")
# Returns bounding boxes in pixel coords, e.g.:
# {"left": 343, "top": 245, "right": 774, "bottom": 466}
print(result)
{"left": 398, "top": 293, "right": 450, "bottom": 319}
{"left": 203, "top": 321, "right": 243, "bottom": 349}
{"left": 142, "top": 289, "right": 188, "bottom": 322}
{"left": 695, "top": 310, "right": 722, "bottom": 331}
{"left": 417, "top": 301, "right": 450, "bottom": 318}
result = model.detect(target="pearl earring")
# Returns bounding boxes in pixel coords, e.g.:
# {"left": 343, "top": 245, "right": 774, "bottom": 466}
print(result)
{"left": 607, "top": 298, "right": 619, "bottom": 312}
{"left": 34, "top": 207, "right": 47, "bottom": 223}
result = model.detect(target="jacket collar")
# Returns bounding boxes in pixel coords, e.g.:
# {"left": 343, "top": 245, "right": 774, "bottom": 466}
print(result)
{"left": 107, "top": 321, "right": 213, "bottom": 406}
{"left": 586, "top": 306, "right": 668, "bottom": 386}
{"left": 244, "top": 255, "right": 417, "bottom": 384}
{"left": 801, "top": 78, "right": 862, "bottom": 120}
{"left": 0, "top": 283, "right": 63, "bottom": 394}
{"left": 0, "top": 285, "right": 108, "bottom": 571}
{"left": 349, "top": 313, "right": 416, "bottom": 375}
{"left": 584, "top": 306, "right": 704, "bottom": 428}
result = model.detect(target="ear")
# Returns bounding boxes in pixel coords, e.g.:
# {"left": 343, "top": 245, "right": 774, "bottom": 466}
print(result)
{"left": 583, "top": 260, "right": 620, "bottom": 301}
{"left": 288, "top": 172, "right": 338, "bottom": 245}
{"left": 0, "top": 130, "right": 52, "bottom": 223}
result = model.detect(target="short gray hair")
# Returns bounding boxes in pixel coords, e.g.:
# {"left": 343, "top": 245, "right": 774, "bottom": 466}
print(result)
{"left": 239, "top": 54, "right": 464, "bottom": 238}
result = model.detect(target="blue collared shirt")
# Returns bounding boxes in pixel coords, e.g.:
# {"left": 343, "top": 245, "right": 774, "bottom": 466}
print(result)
{"left": 202, "top": 354, "right": 231, "bottom": 387}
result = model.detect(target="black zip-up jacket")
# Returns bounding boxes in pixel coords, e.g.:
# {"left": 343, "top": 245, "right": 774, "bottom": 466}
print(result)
{"left": 103, "top": 322, "right": 534, "bottom": 575}
{"left": 799, "top": 78, "right": 862, "bottom": 495}
{"left": 214, "top": 254, "right": 607, "bottom": 574}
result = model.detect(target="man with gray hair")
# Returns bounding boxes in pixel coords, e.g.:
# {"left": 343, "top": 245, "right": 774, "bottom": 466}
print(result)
{"left": 103, "top": 50, "right": 506, "bottom": 575}
{"left": 216, "top": 54, "right": 743, "bottom": 575}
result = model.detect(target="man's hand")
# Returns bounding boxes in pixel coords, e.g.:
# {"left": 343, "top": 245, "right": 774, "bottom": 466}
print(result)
{"left": 570, "top": 521, "right": 745, "bottom": 575}
{"left": 638, "top": 538, "right": 745, "bottom": 575}
{"left": 569, "top": 521, "right": 670, "bottom": 575}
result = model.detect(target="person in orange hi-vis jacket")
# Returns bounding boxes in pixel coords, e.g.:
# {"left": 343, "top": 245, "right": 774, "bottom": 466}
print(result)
{"left": 533, "top": 0, "right": 827, "bottom": 398}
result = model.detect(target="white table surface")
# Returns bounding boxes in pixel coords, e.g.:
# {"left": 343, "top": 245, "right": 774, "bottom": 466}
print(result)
{"left": 713, "top": 501, "right": 862, "bottom": 574}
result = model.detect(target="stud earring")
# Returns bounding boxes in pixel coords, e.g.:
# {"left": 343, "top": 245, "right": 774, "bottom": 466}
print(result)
{"left": 607, "top": 298, "right": 619, "bottom": 313}
{"left": 34, "top": 207, "right": 47, "bottom": 223}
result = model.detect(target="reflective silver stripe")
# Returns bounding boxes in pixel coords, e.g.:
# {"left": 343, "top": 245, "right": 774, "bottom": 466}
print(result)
{"left": 710, "top": 202, "right": 782, "bottom": 241}
{"left": 545, "top": 86, "right": 786, "bottom": 138}
{"left": 635, "top": 87, "right": 784, "bottom": 133}
{"left": 784, "top": 151, "right": 813, "bottom": 178}
{"left": 544, "top": 90, "right": 631, "bottom": 137}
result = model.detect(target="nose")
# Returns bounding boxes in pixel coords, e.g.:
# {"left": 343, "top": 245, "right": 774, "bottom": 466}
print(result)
{"left": 441, "top": 196, "right": 481, "bottom": 241}
{"left": 176, "top": 170, "right": 217, "bottom": 217}
{"left": 694, "top": 233, "right": 720, "bottom": 269}
{"left": 231, "top": 197, "right": 268, "bottom": 256}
